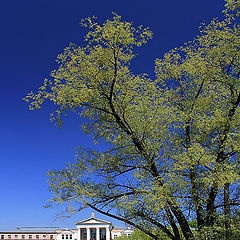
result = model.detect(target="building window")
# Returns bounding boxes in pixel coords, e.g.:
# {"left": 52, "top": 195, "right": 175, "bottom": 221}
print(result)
{"left": 8, "top": 235, "right": 11, "bottom": 239}
{"left": 1, "top": 235, "right": 4, "bottom": 239}
{"left": 81, "top": 230, "right": 87, "bottom": 240}
{"left": 22, "top": 236, "right": 25, "bottom": 239}
{"left": 66, "top": 236, "right": 68, "bottom": 240}
{"left": 90, "top": 229, "right": 96, "bottom": 240}
{"left": 43, "top": 236, "right": 46, "bottom": 240}
{"left": 69, "top": 235, "right": 72, "bottom": 240}
{"left": 100, "top": 229, "right": 106, "bottom": 240}
{"left": 62, "top": 235, "right": 64, "bottom": 240}
{"left": 15, "top": 236, "right": 18, "bottom": 239}
{"left": 29, "top": 236, "right": 32, "bottom": 240}
{"left": 36, "top": 236, "right": 39, "bottom": 240}
{"left": 113, "top": 235, "right": 117, "bottom": 239}
{"left": 50, "top": 236, "right": 53, "bottom": 240}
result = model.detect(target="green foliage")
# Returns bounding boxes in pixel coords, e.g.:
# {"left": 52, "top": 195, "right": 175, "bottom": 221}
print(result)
{"left": 194, "top": 213, "right": 240, "bottom": 240}
{"left": 115, "top": 229, "right": 164, "bottom": 240}
{"left": 25, "top": 1, "right": 240, "bottom": 240}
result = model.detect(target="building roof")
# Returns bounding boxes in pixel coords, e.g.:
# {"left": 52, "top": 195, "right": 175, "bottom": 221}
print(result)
{"left": 0, "top": 231, "right": 57, "bottom": 234}
{"left": 75, "top": 213, "right": 112, "bottom": 226}
{"left": 0, "top": 227, "right": 59, "bottom": 234}
{"left": 112, "top": 226, "right": 134, "bottom": 232}
{"left": 56, "top": 229, "right": 77, "bottom": 233}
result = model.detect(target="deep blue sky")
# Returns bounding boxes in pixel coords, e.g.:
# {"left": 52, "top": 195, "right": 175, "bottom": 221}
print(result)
{"left": 0, "top": 0, "right": 225, "bottom": 230}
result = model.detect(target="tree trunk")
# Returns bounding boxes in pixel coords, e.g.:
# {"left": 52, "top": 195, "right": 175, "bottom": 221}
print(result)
{"left": 224, "top": 183, "right": 231, "bottom": 240}
{"left": 168, "top": 201, "right": 195, "bottom": 240}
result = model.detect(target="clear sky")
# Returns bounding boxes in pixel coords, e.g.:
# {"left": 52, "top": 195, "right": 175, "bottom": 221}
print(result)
{"left": 0, "top": 0, "right": 225, "bottom": 231}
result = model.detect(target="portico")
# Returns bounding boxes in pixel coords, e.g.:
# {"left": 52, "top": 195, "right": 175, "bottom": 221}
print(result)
{"left": 76, "top": 213, "right": 112, "bottom": 240}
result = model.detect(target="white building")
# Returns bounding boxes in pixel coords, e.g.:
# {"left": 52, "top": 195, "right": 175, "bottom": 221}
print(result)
{"left": 111, "top": 227, "right": 134, "bottom": 239}
{"left": 75, "top": 213, "right": 112, "bottom": 240}
{"left": 0, "top": 213, "right": 133, "bottom": 240}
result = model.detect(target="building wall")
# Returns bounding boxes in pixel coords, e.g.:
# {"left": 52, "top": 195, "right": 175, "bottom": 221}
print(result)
{"left": 0, "top": 215, "right": 133, "bottom": 240}
{"left": 111, "top": 229, "right": 134, "bottom": 239}
{"left": 0, "top": 233, "right": 57, "bottom": 240}
{"left": 0, "top": 229, "right": 132, "bottom": 240}
{"left": 111, "top": 231, "right": 122, "bottom": 239}
{"left": 56, "top": 230, "right": 77, "bottom": 240}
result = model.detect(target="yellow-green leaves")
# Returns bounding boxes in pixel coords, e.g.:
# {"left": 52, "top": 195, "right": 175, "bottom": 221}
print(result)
{"left": 26, "top": 6, "right": 240, "bottom": 240}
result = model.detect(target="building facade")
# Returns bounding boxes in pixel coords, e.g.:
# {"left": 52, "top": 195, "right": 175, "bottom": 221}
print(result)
{"left": 0, "top": 214, "right": 133, "bottom": 240}
{"left": 0, "top": 229, "right": 58, "bottom": 240}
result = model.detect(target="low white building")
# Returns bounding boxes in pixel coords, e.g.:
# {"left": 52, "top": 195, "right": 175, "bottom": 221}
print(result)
{"left": 0, "top": 214, "right": 133, "bottom": 240}
{"left": 111, "top": 227, "right": 134, "bottom": 239}
{"left": 56, "top": 229, "right": 77, "bottom": 240}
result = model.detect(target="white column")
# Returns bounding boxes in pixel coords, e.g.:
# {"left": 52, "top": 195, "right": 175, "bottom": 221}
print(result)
{"left": 87, "top": 228, "right": 90, "bottom": 240}
{"left": 77, "top": 229, "right": 81, "bottom": 240}
{"left": 106, "top": 228, "right": 110, "bottom": 240}
{"left": 96, "top": 228, "right": 100, "bottom": 240}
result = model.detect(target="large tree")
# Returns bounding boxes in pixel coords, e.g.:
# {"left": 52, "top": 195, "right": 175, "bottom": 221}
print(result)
{"left": 25, "top": 1, "right": 240, "bottom": 239}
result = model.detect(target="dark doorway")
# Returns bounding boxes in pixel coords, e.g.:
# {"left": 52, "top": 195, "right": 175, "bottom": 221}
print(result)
{"left": 81, "top": 229, "right": 87, "bottom": 240}
{"left": 90, "top": 229, "right": 96, "bottom": 240}
{"left": 99, "top": 229, "right": 106, "bottom": 240}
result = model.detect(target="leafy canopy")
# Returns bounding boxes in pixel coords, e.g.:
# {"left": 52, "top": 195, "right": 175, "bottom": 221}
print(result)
{"left": 25, "top": 2, "right": 240, "bottom": 240}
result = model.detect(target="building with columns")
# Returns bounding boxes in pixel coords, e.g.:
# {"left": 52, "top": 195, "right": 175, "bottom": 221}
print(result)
{"left": 0, "top": 214, "right": 133, "bottom": 240}
{"left": 75, "top": 213, "right": 112, "bottom": 240}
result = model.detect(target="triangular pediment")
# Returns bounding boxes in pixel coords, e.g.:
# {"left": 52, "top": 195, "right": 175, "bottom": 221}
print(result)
{"left": 75, "top": 213, "right": 112, "bottom": 226}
